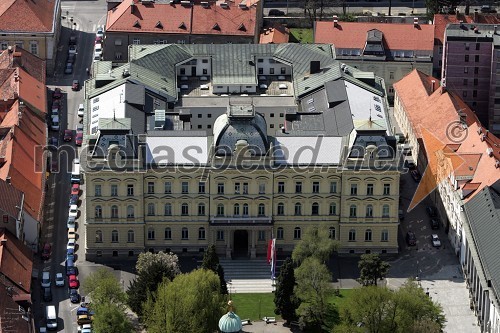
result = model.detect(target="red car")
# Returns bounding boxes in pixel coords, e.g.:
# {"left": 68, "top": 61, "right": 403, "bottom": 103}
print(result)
{"left": 75, "top": 132, "right": 83, "bottom": 146}
{"left": 41, "top": 243, "right": 52, "bottom": 260}
{"left": 52, "top": 88, "right": 62, "bottom": 99}
{"left": 95, "top": 36, "right": 103, "bottom": 45}
{"left": 63, "top": 129, "right": 73, "bottom": 142}
{"left": 68, "top": 274, "right": 79, "bottom": 289}
{"left": 72, "top": 79, "right": 80, "bottom": 91}
{"left": 51, "top": 100, "right": 62, "bottom": 110}
{"left": 71, "top": 183, "right": 80, "bottom": 196}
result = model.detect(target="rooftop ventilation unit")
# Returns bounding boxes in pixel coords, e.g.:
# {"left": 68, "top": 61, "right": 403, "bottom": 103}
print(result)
{"left": 239, "top": 2, "right": 248, "bottom": 9}
{"left": 201, "top": 1, "right": 209, "bottom": 7}
{"left": 154, "top": 109, "right": 166, "bottom": 130}
{"left": 220, "top": 2, "right": 229, "bottom": 8}
{"left": 122, "top": 69, "right": 130, "bottom": 78}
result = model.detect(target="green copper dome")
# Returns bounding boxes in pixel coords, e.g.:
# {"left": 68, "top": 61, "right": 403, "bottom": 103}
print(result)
{"left": 218, "top": 311, "right": 242, "bottom": 333}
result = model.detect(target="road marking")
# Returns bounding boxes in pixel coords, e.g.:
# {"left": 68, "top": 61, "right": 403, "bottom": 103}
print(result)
{"left": 92, "top": 24, "right": 96, "bottom": 32}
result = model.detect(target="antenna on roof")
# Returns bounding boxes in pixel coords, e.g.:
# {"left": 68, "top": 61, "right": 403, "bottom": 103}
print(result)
{"left": 369, "top": 99, "right": 372, "bottom": 123}
{"left": 113, "top": 109, "right": 116, "bottom": 121}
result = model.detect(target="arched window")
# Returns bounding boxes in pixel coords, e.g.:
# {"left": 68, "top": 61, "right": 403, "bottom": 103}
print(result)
{"left": 294, "top": 227, "right": 301, "bottom": 240}
{"left": 198, "top": 227, "right": 206, "bottom": 240}
{"left": 147, "top": 203, "right": 155, "bottom": 216}
{"left": 365, "top": 229, "right": 372, "bottom": 241}
{"left": 382, "top": 204, "right": 390, "bottom": 217}
{"left": 147, "top": 227, "right": 155, "bottom": 240}
{"left": 294, "top": 203, "right": 302, "bottom": 216}
{"left": 349, "top": 204, "right": 357, "bottom": 217}
{"left": 348, "top": 229, "right": 356, "bottom": 241}
{"left": 127, "top": 205, "right": 135, "bottom": 218}
{"left": 95, "top": 230, "right": 103, "bottom": 243}
{"left": 277, "top": 203, "right": 284, "bottom": 215}
{"left": 366, "top": 205, "right": 373, "bottom": 218}
{"left": 311, "top": 202, "right": 319, "bottom": 215}
{"left": 329, "top": 203, "right": 336, "bottom": 215}
{"left": 277, "top": 227, "right": 284, "bottom": 239}
{"left": 127, "top": 230, "right": 134, "bottom": 243}
{"left": 111, "top": 205, "right": 118, "bottom": 218}
{"left": 242, "top": 204, "right": 249, "bottom": 216}
{"left": 258, "top": 204, "right": 265, "bottom": 216}
{"left": 111, "top": 230, "right": 118, "bottom": 243}
{"left": 234, "top": 204, "right": 240, "bottom": 216}
{"left": 329, "top": 227, "right": 336, "bottom": 239}
{"left": 182, "top": 227, "right": 189, "bottom": 240}
{"left": 181, "top": 203, "right": 189, "bottom": 216}
{"left": 164, "top": 227, "right": 172, "bottom": 240}
{"left": 95, "top": 205, "right": 102, "bottom": 218}
{"left": 217, "top": 204, "right": 225, "bottom": 216}
{"left": 164, "top": 203, "right": 172, "bottom": 216}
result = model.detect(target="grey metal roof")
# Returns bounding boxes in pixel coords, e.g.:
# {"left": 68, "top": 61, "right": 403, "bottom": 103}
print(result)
{"left": 99, "top": 118, "right": 131, "bottom": 130}
{"left": 124, "top": 82, "right": 145, "bottom": 106}
{"left": 464, "top": 186, "right": 500, "bottom": 300}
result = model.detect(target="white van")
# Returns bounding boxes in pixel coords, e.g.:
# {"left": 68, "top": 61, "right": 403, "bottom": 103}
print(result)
{"left": 71, "top": 162, "right": 81, "bottom": 184}
{"left": 46, "top": 305, "right": 57, "bottom": 330}
{"left": 50, "top": 115, "right": 59, "bottom": 131}
{"left": 77, "top": 104, "right": 84, "bottom": 117}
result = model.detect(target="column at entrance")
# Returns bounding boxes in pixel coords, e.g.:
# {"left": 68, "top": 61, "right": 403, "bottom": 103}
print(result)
{"left": 225, "top": 229, "right": 232, "bottom": 259}
{"left": 250, "top": 230, "right": 256, "bottom": 259}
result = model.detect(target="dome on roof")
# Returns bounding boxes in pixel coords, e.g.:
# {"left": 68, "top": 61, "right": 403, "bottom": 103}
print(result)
{"left": 219, "top": 311, "right": 242, "bottom": 333}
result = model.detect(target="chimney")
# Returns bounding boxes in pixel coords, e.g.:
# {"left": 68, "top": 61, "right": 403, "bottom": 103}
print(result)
{"left": 413, "top": 17, "right": 418, "bottom": 27}
{"left": 310, "top": 61, "right": 321, "bottom": 74}
{"left": 474, "top": 8, "right": 478, "bottom": 23}
{"left": 431, "top": 79, "right": 436, "bottom": 92}
{"left": 130, "top": 0, "right": 135, "bottom": 13}
{"left": 333, "top": 15, "right": 338, "bottom": 27}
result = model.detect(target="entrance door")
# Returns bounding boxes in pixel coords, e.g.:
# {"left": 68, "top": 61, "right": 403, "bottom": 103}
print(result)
{"left": 233, "top": 230, "right": 248, "bottom": 258}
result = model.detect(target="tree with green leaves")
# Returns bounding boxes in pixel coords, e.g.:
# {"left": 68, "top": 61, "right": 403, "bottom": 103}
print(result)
{"left": 127, "top": 251, "right": 181, "bottom": 317}
{"left": 143, "top": 269, "right": 225, "bottom": 333}
{"left": 292, "top": 225, "right": 339, "bottom": 265}
{"left": 357, "top": 253, "right": 390, "bottom": 286}
{"left": 294, "top": 257, "right": 334, "bottom": 331}
{"left": 92, "top": 302, "right": 134, "bottom": 333}
{"left": 201, "top": 244, "right": 228, "bottom": 294}
{"left": 335, "top": 280, "right": 446, "bottom": 333}
{"left": 82, "top": 268, "right": 127, "bottom": 306}
{"left": 274, "top": 257, "right": 299, "bottom": 324}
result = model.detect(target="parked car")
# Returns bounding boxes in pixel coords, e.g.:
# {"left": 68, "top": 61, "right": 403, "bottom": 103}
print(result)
{"left": 42, "top": 287, "right": 52, "bottom": 302}
{"left": 41, "top": 243, "right": 52, "bottom": 260}
{"left": 72, "top": 79, "right": 80, "bottom": 91}
{"left": 95, "top": 36, "right": 103, "bottom": 44}
{"left": 65, "top": 62, "right": 73, "bottom": 74}
{"left": 55, "top": 273, "right": 65, "bottom": 287}
{"left": 66, "top": 259, "right": 78, "bottom": 276}
{"left": 67, "top": 216, "right": 76, "bottom": 229}
{"left": 41, "top": 271, "right": 51, "bottom": 288}
{"left": 69, "top": 205, "right": 78, "bottom": 218}
{"left": 48, "top": 137, "right": 59, "bottom": 148}
{"left": 77, "top": 104, "right": 84, "bottom": 117}
{"left": 426, "top": 206, "right": 438, "bottom": 218}
{"left": 410, "top": 169, "right": 421, "bottom": 182}
{"left": 67, "top": 238, "right": 76, "bottom": 251}
{"left": 269, "top": 9, "right": 285, "bottom": 16}
{"left": 481, "top": 5, "right": 497, "bottom": 13}
{"left": 77, "top": 315, "right": 92, "bottom": 325}
{"left": 66, "top": 248, "right": 75, "bottom": 261}
{"left": 69, "top": 34, "right": 77, "bottom": 45}
{"left": 96, "top": 27, "right": 104, "bottom": 38}
{"left": 69, "top": 194, "right": 79, "bottom": 207}
{"left": 71, "top": 183, "right": 80, "bottom": 196}
{"left": 68, "top": 227, "right": 77, "bottom": 240}
{"left": 68, "top": 45, "right": 77, "bottom": 54}
{"left": 52, "top": 88, "right": 62, "bottom": 99}
{"left": 406, "top": 231, "right": 417, "bottom": 246}
{"left": 67, "top": 53, "right": 76, "bottom": 64}
{"left": 78, "top": 324, "right": 92, "bottom": 333}
{"left": 431, "top": 234, "right": 441, "bottom": 247}
{"left": 51, "top": 100, "right": 62, "bottom": 110}
{"left": 76, "top": 123, "right": 84, "bottom": 133}
{"left": 64, "top": 129, "right": 73, "bottom": 142}
{"left": 75, "top": 132, "right": 83, "bottom": 146}
{"left": 69, "top": 274, "right": 80, "bottom": 289}
{"left": 430, "top": 218, "right": 439, "bottom": 230}
{"left": 70, "top": 289, "right": 81, "bottom": 303}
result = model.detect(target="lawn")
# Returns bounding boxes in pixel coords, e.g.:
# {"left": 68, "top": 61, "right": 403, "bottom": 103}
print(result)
{"left": 289, "top": 28, "right": 314, "bottom": 44}
{"left": 229, "top": 289, "right": 355, "bottom": 322}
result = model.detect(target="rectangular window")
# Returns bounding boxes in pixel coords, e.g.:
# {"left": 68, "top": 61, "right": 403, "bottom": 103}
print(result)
{"left": 202, "top": 59, "right": 209, "bottom": 63}
{"left": 465, "top": 43, "right": 470, "bottom": 50}
{"left": 217, "top": 230, "right": 224, "bottom": 241}
{"left": 366, "top": 184, "right": 374, "bottom": 195}
{"left": 95, "top": 185, "right": 101, "bottom": 197}
{"left": 164, "top": 181, "right": 172, "bottom": 194}
{"left": 465, "top": 55, "right": 469, "bottom": 62}
{"left": 259, "top": 183, "right": 265, "bottom": 194}
{"left": 198, "top": 204, "right": 205, "bottom": 216}
{"left": 330, "top": 181, "right": 337, "bottom": 193}
{"left": 114, "top": 39, "right": 122, "bottom": 46}
{"left": 133, "top": 38, "right": 141, "bottom": 45}
{"left": 476, "top": 43, "right": 480, "bottom": 50}
{"left": 383, "top": 184, "right": 391, "bottom": 195}
{"left": 281, "top": 67, "right": 286, "bottom": 74}
{"left": 350, "top": 184, "right": 358, "bottom": 195}
{"left": 181, "top": 182, "right": 188, "bottom": 194}
{"left": 234, "top": 182, "right": 240, "bottom": 194}
{"left": 464, "top": 67, "right": 468, "bottom": 73}
{"left": 198, "top": 182, "right": 205, "bottom": 194}
{"left": 181, "top": 204, "right": 189, "bottom": 216}
{"left": 258, "top": 68, "right": 263, "bottom": 74}
{"left": 277, "top": 204, "right": 284, "bottom": 215}
{"left": 218, "top": 183, "right": 225, "bottom": 194}
{"left": 147, "top": 182, "right": 155, "bottom": 194}
{"left": 243, "top": 183, "right": 249, "bottom": 194}
{"left": 30, "top": 41, "right": 38, "bottom": 55}
{"left": 329, "top": 204, "right": 337, "bottom": 215}
{"left": 312, "top": 182, "right": 320, "bottom": 193}
{"left": 164, "top": 204, "right": 172, "bottom": 216}
{"left": 111, "top": 185, "right": 118, "bottom": 196}
{"left": 475, "top": 55, "right": 479, "bottom": 62}
{"left": 295, "top": 182, "right": 302, "bottom": 193}
{"left": 463, "top": 79, "right": 468, "bottom": 86}
{"left": 277, "top": 228, "right": 284, "bottom": 240}
{"left": 270, "top": 68, "right": 274, "bottom": 75}
{"left": 474, "top": 67, "right": 479, "bottom": 74}
{"left": 148, "top": 204, "right": 155, "bottom": 216}
{"left": 278, "top": 182, "right": 285, "bottom": 193}
{"left": 258, "top": 230, "right": 266, "bottom": 241}
{"left": 389, "top": 72, "right": 394, "bottom": 80}
{"left": 165, "top": 229, "right": 172, "bottom": 240}
{"left": 474, "top": 78, "right": 478, "bottom": 86}
{"left": 473, "top": 90, "right": 477, "bottom": 97}
{"left": 127, "top": 184, "right": 134, "bottom": 196}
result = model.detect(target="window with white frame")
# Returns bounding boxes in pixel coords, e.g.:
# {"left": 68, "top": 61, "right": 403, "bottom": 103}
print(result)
{"left": 164, "top": 181, "right": 172, "bottom": 193}
{"left": 127, "top": 230, "right": 135, "bottom": 243}
{"left": 217, "top": 204, "right": 224, "bottom": 216}
{"left": 147, "top": 203, "right": 155, "bottom": 216}
{"left": 181, "top": 227, "right": 189, "bottom": 240}
{"left": 348, "top": 229, "right": 356, "bottom": 241}
{"left": 381, "top": 229, "right": 389, "bottom": 242}
{"left": 242, "top": 204, "right": 249, "bottom": 216}
{"left": 133, "top": 38, "right": 141, "bottom": 45}
{"left": 329, "top": 203, "right": 337, "bottom": 215}
{"left": 365, "top": 229, "right": 372, "bottom": 241}
{"left": 95, "top": 206, "right": 102, "bottom": 218}
{"left": 147, "top": 182, "right": 155, "bottom": 194}
{"left": 330, "top": 181, "right": 337, "bottom": 193}
{"left": 329, "top": 227, "right": 336, "bottom": 239}
{"left": 258, "top": 204, "right": 265, "bottom": 216}
{"left": 382, "top": 205, "right": 390, "bottom": 217}
{"left": 29, "top": 41, "right": 38, "bottom": 55}
{"left": 198, "top": 227, "right": 206, "bottom": 240}
{"left": 294, "top": 227, "right": 301, "bottom": 240}
{"left": 277, "top": 203, "right": 284, "bottom": 215}
{"left": 217, "top": 230, "right": 224, "bottom": 241}
{"left": 95, "top": 230, "right": 103, "bottom": 243}
{"left": 111, "top": 230, "right": 119, "bottom": 243}
{"left": 198, "top": 203, "right": 205, "bottom": 216}
{"left": 111, "top": 205, "right": 118, "bottom": 218}
{"left": 164, "top": 227, "right": 172, "bottom": 240}
{"left": 349, "top": 204, "right": 357, "bottom": 217}
{"left": 277, "top": 227, "right": 284, "bottom": 239}
{"left": 181, "top": 203, "right": 189, "bottom": 216}
{"left": 164, "top": 203, "right": 172, "bottom": 216}
{"left": 148, "top": 227, "right": 155, "bottom": 240}
{"left": 127, "top": 205, "right": 134, "bottom": 218}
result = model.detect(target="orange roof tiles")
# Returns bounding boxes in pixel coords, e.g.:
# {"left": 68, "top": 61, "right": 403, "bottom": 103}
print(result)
{"left": 260, "top": 24, "right": 289, "bottom": 44}
{"left": 0, "top": 228, "right": 33, "bottom": 293}
{"left": 18, "top": 67, "right": 47, "bottom": 115}
{"left": 0, "top": 0, "right": 56, "bottom": 33}
{"left": 314, "top": 21, "right": 434, "bottom": 51}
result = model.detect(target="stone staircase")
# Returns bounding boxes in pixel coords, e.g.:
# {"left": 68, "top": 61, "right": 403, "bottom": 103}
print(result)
{"left": 219, "top": 259, "right": 283, "bottom": 293}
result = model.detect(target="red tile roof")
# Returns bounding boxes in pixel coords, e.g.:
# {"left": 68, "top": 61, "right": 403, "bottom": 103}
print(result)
{"left": 106, "top": 0, "right": 258, "bottom": 37}
{"left": 0, "top": 178, "right": 23, "bottom": 219}
{"left": 18, "top": 67, "right": 47, "bottom": 115}
{"left": 0, "top": 228, "right": 33, "bottom": 293}
{"left": 2, "top": 46, "right": 47, "bottom": 84}
{"left": 314, "top": 21, "right": 434, "bottom": 51}
{"left": 260, "top": 23, "right": 289, "bottom": 44}
{"left": 0, "top": 0, "right": 57, "bottom": 33}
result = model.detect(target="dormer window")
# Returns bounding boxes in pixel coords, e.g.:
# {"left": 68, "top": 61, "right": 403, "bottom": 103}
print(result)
{"left": 212, "top": 23, "right": 221, "bottom": 31}
{"left": 156, "top": 21, "right": 163, "bottom": 29}
{"left": 363, "top": 29, "right": 385, "bottom": 56}
{"left": 133, "top": 20, "right": 141, "bottom": 28}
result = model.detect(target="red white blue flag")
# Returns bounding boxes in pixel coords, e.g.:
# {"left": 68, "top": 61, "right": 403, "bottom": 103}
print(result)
{"left": 267, "top": 238, "right": 276, "bottom": 280}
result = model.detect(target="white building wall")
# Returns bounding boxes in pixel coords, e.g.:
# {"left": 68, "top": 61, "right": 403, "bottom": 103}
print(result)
{"left": 23, "top": 213, "right": 39, "bottom": 252}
